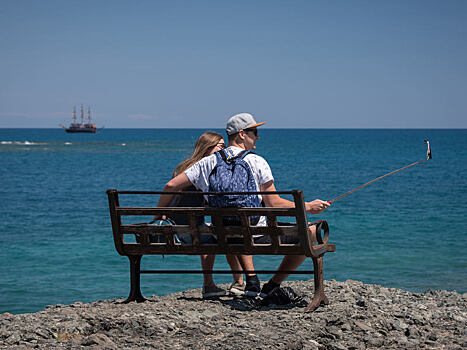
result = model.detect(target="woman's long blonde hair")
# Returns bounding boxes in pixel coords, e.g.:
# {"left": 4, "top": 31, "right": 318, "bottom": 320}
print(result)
{"left": 172, "top": 132, "right": 224, "bottom": 177}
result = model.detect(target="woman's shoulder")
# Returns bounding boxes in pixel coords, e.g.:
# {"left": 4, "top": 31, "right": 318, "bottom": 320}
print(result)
{"left": 187, "top": 153, "right": 217, "bottom": 172}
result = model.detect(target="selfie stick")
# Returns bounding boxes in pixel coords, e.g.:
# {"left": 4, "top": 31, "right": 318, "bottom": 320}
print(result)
{"left": 329, "top": 140, "right": 432, "bottom": 204}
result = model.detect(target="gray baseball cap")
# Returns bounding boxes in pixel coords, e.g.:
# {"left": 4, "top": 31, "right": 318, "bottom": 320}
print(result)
{"left": 225, "top": 113, "right": 266, "bottom": 135}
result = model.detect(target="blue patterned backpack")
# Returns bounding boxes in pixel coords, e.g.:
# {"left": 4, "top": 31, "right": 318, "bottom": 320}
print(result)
{"left": 208, "top": 149, "right": 260, "bottom": 225}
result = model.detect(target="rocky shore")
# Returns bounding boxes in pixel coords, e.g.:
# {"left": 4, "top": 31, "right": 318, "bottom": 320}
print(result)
{"left": 1, "top": 279, "right": 466, "bottom": 349}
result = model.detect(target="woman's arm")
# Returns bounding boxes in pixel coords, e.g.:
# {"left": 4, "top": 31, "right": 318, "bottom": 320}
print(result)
{"left": 157, "top": 173, "right": 193, "bottom": 208}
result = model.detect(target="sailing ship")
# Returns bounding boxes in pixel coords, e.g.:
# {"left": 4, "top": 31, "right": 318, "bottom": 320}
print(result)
{"left": 59, "top": 105, "right": 102, "bottom": 133}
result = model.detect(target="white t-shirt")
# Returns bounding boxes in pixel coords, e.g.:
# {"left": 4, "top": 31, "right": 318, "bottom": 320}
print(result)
{"left": 184, "top": 146, "right": 274, "bottom": 226}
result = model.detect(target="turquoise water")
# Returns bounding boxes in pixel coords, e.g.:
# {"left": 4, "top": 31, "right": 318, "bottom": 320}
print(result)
{"left": 1, "top": 128, "right": 466, "bottom": 314}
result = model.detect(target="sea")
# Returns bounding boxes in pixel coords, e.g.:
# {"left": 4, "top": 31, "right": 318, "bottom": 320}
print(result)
{"left": 1, "top": 128, "right": 466, "bottom": 314}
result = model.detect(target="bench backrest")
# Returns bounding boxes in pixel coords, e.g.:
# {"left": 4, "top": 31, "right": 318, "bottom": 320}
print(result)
{"left": 106, "top": 189, "right": 317, "bottom": 257}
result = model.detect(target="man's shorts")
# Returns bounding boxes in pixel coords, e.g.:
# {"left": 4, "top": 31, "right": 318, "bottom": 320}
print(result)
{"left": 176, "top": 234, "right": 217, "bottom": 245}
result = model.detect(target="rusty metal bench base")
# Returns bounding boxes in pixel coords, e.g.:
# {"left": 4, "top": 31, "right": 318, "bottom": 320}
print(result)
{"left": 123, "top": 253, "right": 335, "bottom": 312}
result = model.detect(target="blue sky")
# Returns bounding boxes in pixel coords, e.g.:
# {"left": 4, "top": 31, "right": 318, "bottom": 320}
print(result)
{"left": 1, "top": 0, "right": 466, "bottom": 128}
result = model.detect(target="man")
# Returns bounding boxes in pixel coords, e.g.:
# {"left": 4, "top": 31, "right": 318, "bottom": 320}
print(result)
{"left": 157, "top": 113, "right": 330, "bottom": 295}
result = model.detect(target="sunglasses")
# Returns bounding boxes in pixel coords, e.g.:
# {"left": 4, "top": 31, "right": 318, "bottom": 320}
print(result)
{"left": 244, "top": 128, "right": 258, "bottom": 136}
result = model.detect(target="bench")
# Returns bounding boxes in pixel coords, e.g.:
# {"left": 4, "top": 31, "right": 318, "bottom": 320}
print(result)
{"left": 106, "top": 189, "right": 336, "bottom": 312}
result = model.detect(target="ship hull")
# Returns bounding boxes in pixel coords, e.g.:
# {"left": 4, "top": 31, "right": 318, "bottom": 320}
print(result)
{"left": 65, "top": 128, "right": 97, "bottom": 133}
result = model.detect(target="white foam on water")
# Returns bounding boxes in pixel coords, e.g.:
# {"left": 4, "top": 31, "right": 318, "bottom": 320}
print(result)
{"left": 1, "top": 141, "right": 46, "bottom": 145}
{"left": 121, "top": 143, "right": 126, "bottom": 146}
{"left": 64, "top": 142, "right": 72, "bottom": 145}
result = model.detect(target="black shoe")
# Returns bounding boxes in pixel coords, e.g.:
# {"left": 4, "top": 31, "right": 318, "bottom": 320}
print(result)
{"left": 261, "top": 280, "right": 281, "bottom": 295}
{"left": 245, "top": 280, "right": 260, "bottom": 293}
{"left": 245, "top": 275, "right": 261, "bottom": 293}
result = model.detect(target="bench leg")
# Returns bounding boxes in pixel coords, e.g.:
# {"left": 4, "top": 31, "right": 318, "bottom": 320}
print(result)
{"left": 123, "top": 255, "right": 146, "bottom": 303}
{"left": 305, "top": 256, "right": 329, "bottom": 312}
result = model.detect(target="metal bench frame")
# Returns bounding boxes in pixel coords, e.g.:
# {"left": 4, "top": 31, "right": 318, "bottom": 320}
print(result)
{"left": 106, "top": 189, "right": 336, "bottom": 312}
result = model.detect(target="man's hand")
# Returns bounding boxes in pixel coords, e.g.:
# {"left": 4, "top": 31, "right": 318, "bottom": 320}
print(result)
{"left": 305, "top": 199, "right": 330, "bottom": 214}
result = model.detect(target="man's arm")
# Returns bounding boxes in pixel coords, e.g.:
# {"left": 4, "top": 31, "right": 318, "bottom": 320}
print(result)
{"left": 260, "top": 180, "right": 330, "bottom": 214}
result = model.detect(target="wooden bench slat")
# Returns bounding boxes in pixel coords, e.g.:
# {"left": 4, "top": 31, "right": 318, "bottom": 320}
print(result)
{"left": 117, "top": 207, "right": 297, "bottom": 216}
{"left": 122, "top": 244, "right": 307, "bottom": 256}
{"left": 121, "top": 224, "right": 300, "bottom": 235}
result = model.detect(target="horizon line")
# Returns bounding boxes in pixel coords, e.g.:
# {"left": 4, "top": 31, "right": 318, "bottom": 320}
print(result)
{"left": 1, "top": 127, "right": 466, "bottom": 130}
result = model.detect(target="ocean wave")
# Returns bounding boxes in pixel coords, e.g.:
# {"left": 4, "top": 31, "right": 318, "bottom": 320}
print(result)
{"left": 1, "top": 141, "right": 46, "bottom": 145}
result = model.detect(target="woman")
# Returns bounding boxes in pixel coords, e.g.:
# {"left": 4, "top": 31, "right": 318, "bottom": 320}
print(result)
{"left": 163, "top": 132, "right": 244, "bottom": 298}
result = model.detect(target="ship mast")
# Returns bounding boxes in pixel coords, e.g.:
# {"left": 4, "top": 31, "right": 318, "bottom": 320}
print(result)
{"left": 80, "top": 104, "right": 84, "bottom": 125}
{"left": 72, "top": 106, "right": 77, "bottom": 123}
{"left": 87, "top": 106, "right": 92, "bottom": 124}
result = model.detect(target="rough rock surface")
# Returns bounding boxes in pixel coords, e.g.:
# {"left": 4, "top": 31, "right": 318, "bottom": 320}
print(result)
{"left": 1, "top": 280, "right": 466, "bottom": 349}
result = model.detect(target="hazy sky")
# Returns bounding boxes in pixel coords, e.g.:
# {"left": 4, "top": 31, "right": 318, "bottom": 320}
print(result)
{"left": 1, "top": 0, "right": 466, "bottom": 128}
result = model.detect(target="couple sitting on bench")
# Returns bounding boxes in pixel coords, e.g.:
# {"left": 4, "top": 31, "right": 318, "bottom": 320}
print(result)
{"left": 156, "top": 113, "right": 330, "bottom": 299}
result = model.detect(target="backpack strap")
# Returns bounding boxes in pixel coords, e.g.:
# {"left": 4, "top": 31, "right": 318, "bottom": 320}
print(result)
{"left": 218, "top": 149, "right": 229, "bottom": 162}
{"left": 216, "top": 149, "right": 255, "bottom": 162}
{"left": 237, "top": 150, "right": 255, "bottom": 160}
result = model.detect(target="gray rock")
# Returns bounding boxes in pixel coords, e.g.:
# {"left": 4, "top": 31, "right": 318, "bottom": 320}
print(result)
{"left": 0, "top": 280, "right": 465, "bottom": 350}
{"left": 367, "top": 336, "right": 384, "bottom": 347}
{"left": 392, "top": 318, "right": 409, "bottom": 331}
{"left": 406, "top": 326, "right": 421, "bottom": 338}
{"left": 5, "top": 332, "right": 21, "bottom": 345}
{"left": 327, "top": 326, "right": 343, "bottom": 339}
{"left": 329, "top": 342, "right": 347, "bottom": 350}
{"left": 354, "top": 320, "right": 373, "bottom": 332}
